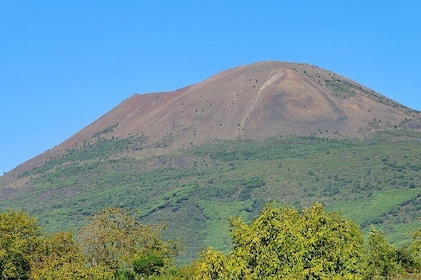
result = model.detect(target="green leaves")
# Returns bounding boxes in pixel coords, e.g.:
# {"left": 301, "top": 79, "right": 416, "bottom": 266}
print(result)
{"left": 133, "top": 255, "right": 165, "bottom": 276}
{"left": 31, "top": 231, "right": 114, "bottom": 279}
{"left": 78, "top": 208, "right": 181, "bottom": 275}
{"left": 364, "top": 227, "right": 402, "bottom": 279}
{"left": 186, "top": 203, "right": 421, "bottom": 279}
{"left": 0, "top": 209, "right": 41, "bottom": 279}
{"left": 0, "top": 206, "right": 419, "bottom": 279}
{"left": 189, "top": 203, "right": 365, "bottom": 279}
{"left": 0, "top": 208, "right": 180, "bottom": 279}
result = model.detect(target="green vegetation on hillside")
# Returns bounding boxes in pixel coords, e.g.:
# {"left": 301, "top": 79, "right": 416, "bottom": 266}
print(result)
{"left": 0, "top": 131, "right": 421, "bottom": 264}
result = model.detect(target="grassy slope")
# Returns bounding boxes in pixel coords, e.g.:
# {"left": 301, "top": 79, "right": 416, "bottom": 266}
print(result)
{"left": 1, "top": 131, "right": 420, "bottom": 264}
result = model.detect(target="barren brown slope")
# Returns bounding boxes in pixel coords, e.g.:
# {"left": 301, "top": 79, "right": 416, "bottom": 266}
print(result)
{"left": 2, "top": 61, "right": 421, "bottom": 184}
{"left": 58, "top": 61, "right": 419, "bottom": 147}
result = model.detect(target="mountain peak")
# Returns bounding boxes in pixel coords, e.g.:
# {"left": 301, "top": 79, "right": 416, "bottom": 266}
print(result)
{"left": 67, "top": 61, "right": 418, "bottom": 146}
{"left": 2, "top": 61, "right": 420, "bottom": 182}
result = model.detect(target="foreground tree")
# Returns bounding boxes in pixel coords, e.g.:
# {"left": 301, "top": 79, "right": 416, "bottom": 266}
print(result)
{"left": 187, "top": 203, "right": 365, "bottom": 279}
{"left": 412, "top": 229, "right": 421, "bottom": 257}
{"left": 364, "top": 227, "right": 402, "bottom": 279}
{"left": 78, "top": 207, "right": 181, "bottom": 277}
{"left": 0, "top": 209, "right": 42, "bottom": 279}
{"left": 31, "top": 231, "right": 114, "bottom": 280}
{"left": 0, "top": 205, "right": 417, "bottom": 279}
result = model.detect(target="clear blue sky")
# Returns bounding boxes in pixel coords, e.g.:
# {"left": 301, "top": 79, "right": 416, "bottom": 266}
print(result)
{"left": 1, "top": 1, "right": 420, "bottom": 174}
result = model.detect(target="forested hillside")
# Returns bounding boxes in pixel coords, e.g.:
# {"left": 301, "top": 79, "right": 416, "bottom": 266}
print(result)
{"left": 1, "top": 131, "right": 420, "bottom": 264}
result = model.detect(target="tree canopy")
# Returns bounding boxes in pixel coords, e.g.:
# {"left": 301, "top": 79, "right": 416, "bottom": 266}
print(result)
{"left": 0, "top": 210, "right": 41, "bottom": 279}
{"left": 78, "top": 207, "right": 181, "bottom": 276}
{"left": 0, "top": 204, "right": 419, "bottom": 279}
{"left": 188, "top": 203, "right": 365, "bottom": 279}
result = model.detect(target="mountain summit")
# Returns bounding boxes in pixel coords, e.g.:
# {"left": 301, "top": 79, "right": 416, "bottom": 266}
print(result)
{"left": 56, "top": 61, "right": 421, "bottom": 149}
{"left": 3, "top": 61, "right": 421, "bottom": 182}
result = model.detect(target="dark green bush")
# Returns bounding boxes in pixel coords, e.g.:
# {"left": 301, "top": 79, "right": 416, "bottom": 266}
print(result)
{"left": 133, "top": 255, "right": 164, "bottom": 276}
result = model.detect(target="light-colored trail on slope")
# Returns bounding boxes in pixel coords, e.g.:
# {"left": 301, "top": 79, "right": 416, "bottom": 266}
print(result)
{"left": 237, "top": 69, "right": 285, "bottom": 136}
